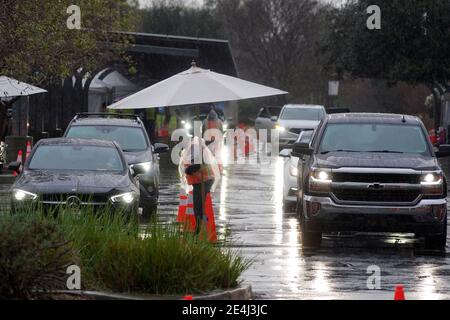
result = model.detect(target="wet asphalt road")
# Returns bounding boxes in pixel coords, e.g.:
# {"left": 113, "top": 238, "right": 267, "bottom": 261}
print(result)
{"left": 156, "top": 148, "right": 450, "bottom": 300}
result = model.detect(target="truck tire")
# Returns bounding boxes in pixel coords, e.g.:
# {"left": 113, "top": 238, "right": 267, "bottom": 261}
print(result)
{"left": 301, "top": 214, "right": 322, "bottom": 248}
{"left": 424, "top": 218, "right": 447, "bottom": 250}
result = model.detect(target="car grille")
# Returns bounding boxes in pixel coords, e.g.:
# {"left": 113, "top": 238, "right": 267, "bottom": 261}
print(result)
{"left": 41, "top": 194, "right": 108, "bottom": 204}
{"left": 289, "top": 128, "right": 303, "bottom": 135}
{"left": 332, "top": 173, "right": 421, "bottom": 184}
{"left": 332, "top": 188, "right": 421, "bottom": 204}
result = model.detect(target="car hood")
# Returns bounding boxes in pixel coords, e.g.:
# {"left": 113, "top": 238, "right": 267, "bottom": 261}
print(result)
{"left": 277, "top": 119, "right": 320, "bottom": 129}
{"left": 14, "top": 170, "right": 132, "bottom": 194}
{"left": 313, "top": 152, "right": 439, "bottom": 171}
{"left": 123, "top": 150, "right": 151, "bottom": 165}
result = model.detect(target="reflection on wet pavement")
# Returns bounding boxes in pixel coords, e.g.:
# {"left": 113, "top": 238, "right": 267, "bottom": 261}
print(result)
{"left": 151, "top": 151, "right": 450, "bottom": 299}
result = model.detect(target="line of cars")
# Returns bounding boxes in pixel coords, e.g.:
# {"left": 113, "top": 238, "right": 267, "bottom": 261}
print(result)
{"left": 10, "top": 113, "right": 169, "bottom": 218}
{"left": 276, "top": 107, "right": 450, "bottom": 250}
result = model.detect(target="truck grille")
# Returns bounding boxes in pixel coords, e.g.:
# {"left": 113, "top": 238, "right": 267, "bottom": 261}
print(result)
{"left": 332, "top": 189, "right": 420, "bottom": 204}
{"left": 332, "top": 173, "right": 421, "bottom": 184}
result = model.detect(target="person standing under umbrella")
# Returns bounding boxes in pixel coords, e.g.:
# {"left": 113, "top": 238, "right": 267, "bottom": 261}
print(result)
{"left": 179, "top": 136, "right": 220, "bottom": 235}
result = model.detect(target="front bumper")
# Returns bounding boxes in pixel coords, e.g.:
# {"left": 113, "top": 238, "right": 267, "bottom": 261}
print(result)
{"left": 11, "top": 198, "right": 139, "bottom": 216}
{"left": 303, "top": 195, "right": 447, "bottom": 235}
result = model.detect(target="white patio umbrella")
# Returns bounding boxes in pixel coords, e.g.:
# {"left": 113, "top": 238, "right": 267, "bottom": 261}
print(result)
{"left": 0, "top": 76, "right": 47, "bottom": 98}
{"left": 107, "top": 62, "right": 287, "bottom": 109}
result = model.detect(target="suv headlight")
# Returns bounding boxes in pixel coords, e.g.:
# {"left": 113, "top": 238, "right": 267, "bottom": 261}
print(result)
{"left": 110, "top": 192, "right": 136, "bottom": 204}
{"left": 130, "top": 162, "right": 152, "bottom": 174}
{"left": 309, "top": 169, "right": 332, "bottom": 193}
{"left": 290, "top": 166, "right": 298, "bottom": 177}
{"left": 13, "top": 189, "right": 38, "bottom": 201}
{"left": 421, "top": 172, "right": 443, "bottom": 196}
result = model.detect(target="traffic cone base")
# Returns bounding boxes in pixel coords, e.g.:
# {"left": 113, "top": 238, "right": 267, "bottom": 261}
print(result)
{"left": 394, "top": 285, "right": 406, "bottom": 300}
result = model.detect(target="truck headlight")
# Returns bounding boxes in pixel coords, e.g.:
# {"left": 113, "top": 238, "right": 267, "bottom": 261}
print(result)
{"left": 311, "top": 170, "right": 332, "bottom": 183}
{"left": 309, "top": 169, "right": 332, "bottom": 193}
{"left": 290, "top": 166, "right": 298, "bottom": 177}
{"left": 421, "top": 173, "right": 442, "bottom": 185}
{"left": 13, "top": 189, "right": 38, "bottom": 201}
{"left": 421, "top": 172, "right": 443, "bottom": 196}
{"left": 110, "top": 192, "right": 136, "bottom": 204}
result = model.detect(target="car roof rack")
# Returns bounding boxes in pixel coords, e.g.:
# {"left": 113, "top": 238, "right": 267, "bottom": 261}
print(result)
{"left": 74, "top": 113, "right": 142, "bottom": 122}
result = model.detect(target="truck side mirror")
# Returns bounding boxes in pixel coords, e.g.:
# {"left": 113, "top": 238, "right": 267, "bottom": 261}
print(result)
{"left": 292, "top": 142, "right": 313, "bottom": 157}
{"left": 436, "top": 145, "right": 450, "bottom": 158}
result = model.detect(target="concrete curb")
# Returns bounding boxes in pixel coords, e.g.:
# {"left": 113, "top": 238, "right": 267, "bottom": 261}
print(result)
{"left": 54, "top": 285, "right": 253, "bottom": 300}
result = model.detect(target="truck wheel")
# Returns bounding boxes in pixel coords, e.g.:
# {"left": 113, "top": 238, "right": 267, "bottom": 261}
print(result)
{"left": 424, "top": 219, "right": 447, "bottom": 250}
{"left": 301, "top": 214, "right": 322, "bottom": 248}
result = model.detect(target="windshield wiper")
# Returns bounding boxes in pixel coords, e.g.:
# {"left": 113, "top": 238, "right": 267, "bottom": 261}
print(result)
{"left": 366, "top": 150, "right": 404, "bottom": 154}
{"left": 320, "top": 150, "right": 358, "bottom": 154}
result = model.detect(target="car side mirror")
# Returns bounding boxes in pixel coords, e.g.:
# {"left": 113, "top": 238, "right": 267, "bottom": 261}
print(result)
{"left": 271, "top": 116, "right": 278, "bottom": 122}
{"left": 436, "top": 144, "right": 450, "bottom": 158}
{"left": 292, "top": 142, "right": 313, "bottom": 157}
{"left": 279, "top": 149, "right": 292, "bottom": 158}
{"left": 8, "top": 161, "right": 21, "bottom": 173}
{"left": 154, "top": 143, "right": 169, "bottom": 154}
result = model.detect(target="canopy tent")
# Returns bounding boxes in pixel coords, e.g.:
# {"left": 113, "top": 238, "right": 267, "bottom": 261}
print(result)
{"left": 0, "top": 76, "right": 47, "bottom": 98}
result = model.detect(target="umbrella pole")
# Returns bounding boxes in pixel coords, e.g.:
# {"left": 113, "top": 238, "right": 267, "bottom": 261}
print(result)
{"left": 197, "top": 105, "right": 206, "bottom": 235}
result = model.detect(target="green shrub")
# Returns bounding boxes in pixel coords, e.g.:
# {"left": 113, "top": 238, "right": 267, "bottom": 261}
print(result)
{"left": 3, "top": 205, "right": 250, "bottom": 296}
{"left": 0, "top": 213, "right": 76, "bottom": 299}
{"left": 57, "top": 212, "right": 250, "bottom": 294}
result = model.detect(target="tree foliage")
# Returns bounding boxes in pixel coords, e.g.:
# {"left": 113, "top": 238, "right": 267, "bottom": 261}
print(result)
{"left": 216, "top": 0, "right": 332, "bottom": 103}
{"left": 0, "top": 0, "right": 138, "bottom": 85}
{"left": 323, "top": 0, "right": 450, "bottom": 93}
{"left": 139, "top": 0, "right": 224, "bottom": 38}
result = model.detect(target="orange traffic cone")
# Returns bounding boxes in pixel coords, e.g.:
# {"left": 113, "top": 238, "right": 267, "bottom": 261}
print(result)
{"left": 177, "top": 191, "right": 196, "bottom": 233}
{"left": 394, "top": 285, "right": 406, "bottom": 300}
{"left": 203, "top": 192, "right": 217, "bottom": 243}
{"left": 25, "top": 141, "right": 32, "bottom": 161}
{"left": 13, "top": 150, "right": 23, "bottom": 177}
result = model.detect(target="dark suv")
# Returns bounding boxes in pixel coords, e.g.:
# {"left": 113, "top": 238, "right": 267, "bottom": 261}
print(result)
{"left": 293, "top": 113, "right": 450, "bottom": 249}
{"left": 64, "top": 113, "right": 169, "bottom": 216}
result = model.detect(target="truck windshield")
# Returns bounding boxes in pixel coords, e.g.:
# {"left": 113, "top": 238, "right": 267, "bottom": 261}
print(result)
{"left": 319, "top": 123, "right": 431, "bottom": 156}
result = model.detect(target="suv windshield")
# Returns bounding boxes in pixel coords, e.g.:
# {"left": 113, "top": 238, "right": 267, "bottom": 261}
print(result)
{"left": 319, "top": 123, "right": 431, "bottom": 156}
{"left": 66, "top": 126, "right": 148, "bottom": 151}
{"left": 29, "top": 145, "right": 124, "bottom": 171}
{"left": 280, "top": 108, "right": 325, "bottom": 121}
